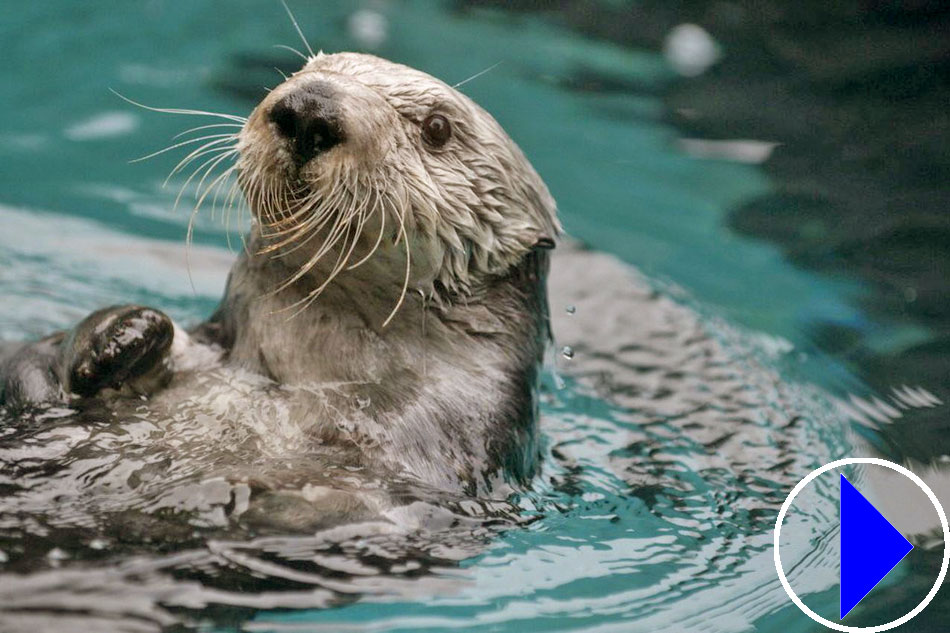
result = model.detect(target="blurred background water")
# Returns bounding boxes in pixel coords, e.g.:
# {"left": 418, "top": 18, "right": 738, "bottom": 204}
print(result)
{"left": 0, "top": 1, "right": 948, "bottom": 631}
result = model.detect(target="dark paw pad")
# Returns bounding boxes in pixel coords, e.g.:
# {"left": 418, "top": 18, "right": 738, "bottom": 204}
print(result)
{"left": 63, "top": 305, "right": 174, "bottom": 397}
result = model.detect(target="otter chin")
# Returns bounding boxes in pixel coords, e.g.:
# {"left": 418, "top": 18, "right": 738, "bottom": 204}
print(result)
{"left": 0, "top": 52, "right": 560, "bottom": 505}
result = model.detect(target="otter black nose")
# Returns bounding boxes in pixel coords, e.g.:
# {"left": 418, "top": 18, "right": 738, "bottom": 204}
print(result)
{"left": 268, "top": 82, "right": 345, "bottom": 164}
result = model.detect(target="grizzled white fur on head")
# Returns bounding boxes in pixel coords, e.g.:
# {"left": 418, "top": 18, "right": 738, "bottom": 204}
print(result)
{"left": 237, "top": 52, "right": 560, "bottom": 319}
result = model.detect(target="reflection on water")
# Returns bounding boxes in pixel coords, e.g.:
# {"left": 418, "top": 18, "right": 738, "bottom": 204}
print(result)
{"left": 0, "top": 235, "right": 852, "bottom": 632}
{"left": 1, "top": 1, "right": 949, "bottom": 632}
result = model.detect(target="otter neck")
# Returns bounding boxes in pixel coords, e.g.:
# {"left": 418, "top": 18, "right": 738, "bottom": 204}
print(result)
{"left": 206, "top": 229, "right": 549, "bottom": 491}
{"left": 221, "top": 230, "right": 440, "bottom": 385}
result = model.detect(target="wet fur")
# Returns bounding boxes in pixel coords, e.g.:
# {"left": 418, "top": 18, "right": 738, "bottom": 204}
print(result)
{"left": 193, "top": 234, "right": 552, "bottom": 493}
{"left": 0, "top": 53, "right": 560, "bottom": 502}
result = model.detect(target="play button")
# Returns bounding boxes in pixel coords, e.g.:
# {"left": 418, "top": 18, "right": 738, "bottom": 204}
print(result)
{"left": 839, "top": 474, "right": 914, "bottom": 619}
{"left": 774, "top": 457, "right": 950, "bottom": 631}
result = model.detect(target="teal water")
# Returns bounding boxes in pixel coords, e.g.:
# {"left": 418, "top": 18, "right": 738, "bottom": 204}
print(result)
{"left": 0, "top": 2, "right": 946, "bottom": 632}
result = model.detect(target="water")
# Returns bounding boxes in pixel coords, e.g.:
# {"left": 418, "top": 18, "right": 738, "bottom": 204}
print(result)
{"left": 1, "top": 1, "right": 948, "bottom": 631}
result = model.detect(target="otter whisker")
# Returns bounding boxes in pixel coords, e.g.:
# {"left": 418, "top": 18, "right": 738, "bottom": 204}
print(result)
{"left": 165, "top": 139, "right": 239, "bottom": 187}
{"left": 173, "top": 123, "right": 244, "bottom": 140}
{"left": 173, "top": 148, "right": 238, "bottom": 215}
{"left": 185, "top": 154, "right": 238, "bottom": 237}
{"left": 318, "top": 222, "right": 361, "bottom": 287}
{"left": 178, "top": 154, "right": 236, "bottom": 293}
{"left": 381, "top": 193, "right": 413, "bottom": 328}
{"left": 259, "top": 182, "right": 290, "bottom": 234}
{"left": 296, "top": 191, "right": 365, "bottom": 266}
{"left": 222, "top": 178, "right": 244, "bottom": 252}
{"left": 280, "top": 0, "right": 315, "bottom": 59}
{"left": 383, "top": 189, "right": 412, "bottom": 327}
{"left": 453, "top": 61, "right": 502, "bottom": 89}
{"left": 256, "top": 187, "right": 318, "bottom": 241}
{"left": 195, "top": 151, "right": 238, "bottom": 201}
{"left": 167, "top": 135, "right": 238, "bottom": 171}
{"left": 132, "top": 133, "right": 239, "bottom": 164}
{"left": 262, "top": 201, "right": 331, "bottom": 252}
{"left": 270, "top": 236, "right": 341, "bottom": 308}
{"left": 318, "top": 187, "right": 371, "bottom": 263}
{"left": 258, "top": 178, "right": 343, "bottom": 244}
{"left": 173, "top": 146, "right": 239, "bottom": 203}
{"left": 315, "top": 221, "right": 364, "bottom": 298}
{"left": 299, "top": 184, "right": 360, "bottom": 247}
{"left": 246, "top": 174, "right": 271, "bottom": 226}
{"left": 273, "top": 44, "right": 309, "bottom": 62}
{"left": 272, "top": 193, "right": 351, "bottom": 263}
{"left": 251, "top": 174, "right": 309, "bottom": 228}
{"left": 279, "top": 186, "right": 335, "bottom": 236}
{"left": 258, "top": 205, "right": 312, "bottom": 244}
{"left": 183, "top": 158, "right": 239, "bottom": 288}
{"left": 267, "top": 190, "right": 362, "bottom": 302}
{"left": 196, "top": 167, "right": 238, "bottom": 231}
{"left": 346, "top": 193, "right": 386, "bottom": 271}
{"left": 275, "top": 183, "right": 319, "bottom": 224}
{"left": 330, "top": 194, "right": 373, "bottom": 276}
{"left": 312, "top": 164, "right": 353, "bottom": 210}
{"left": 110, "top": 90, "right": 247, "bottom": 124}
{"left": 204, "top": 162, "right": 239, "bottom": 223}
{"left": 168, "top": 149, "right": 239, "bottom": 215}
{"left": 278, "top": 220, "right": 360, "bottom": 321}
{"left": 257, "top": 177, "right": 288, "bottom": 229}
{"left": 223, "top": 170, "right": 253, "bottom": 249}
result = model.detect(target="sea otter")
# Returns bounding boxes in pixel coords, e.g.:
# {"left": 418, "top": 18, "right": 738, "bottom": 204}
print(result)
{"left": 0, "top": 52, "right": 560, "bottom": 505}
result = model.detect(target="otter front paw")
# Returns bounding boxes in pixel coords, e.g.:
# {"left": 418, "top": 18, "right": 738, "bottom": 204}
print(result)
{"left": 61, "top": 305, "right": 175, "bottom": 398}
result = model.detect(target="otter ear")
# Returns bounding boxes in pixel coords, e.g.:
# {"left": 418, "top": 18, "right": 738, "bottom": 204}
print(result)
{"left": 533, "top": 236, "right": 555, "bottom": 250}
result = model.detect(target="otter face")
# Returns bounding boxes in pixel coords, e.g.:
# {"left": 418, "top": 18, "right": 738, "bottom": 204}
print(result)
{"left": 237, "top": 52, "right": 558, "bottom": 318}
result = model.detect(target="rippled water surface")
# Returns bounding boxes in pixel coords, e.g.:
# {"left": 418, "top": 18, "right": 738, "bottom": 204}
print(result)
{"left": 1, "top": 2, "right": 948, "bottom": 632}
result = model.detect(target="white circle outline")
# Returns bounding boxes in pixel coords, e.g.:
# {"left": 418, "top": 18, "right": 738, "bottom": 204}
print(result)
{"left": 773, "top": 457, "right": 949, "bottom": 632}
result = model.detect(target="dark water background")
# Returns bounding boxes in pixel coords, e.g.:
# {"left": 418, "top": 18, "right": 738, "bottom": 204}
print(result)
{"left": 476, "top": 0, "right": 950, "bottom": 459}
{"left": 0, "top": 1, "right": 948, "bottom": 631}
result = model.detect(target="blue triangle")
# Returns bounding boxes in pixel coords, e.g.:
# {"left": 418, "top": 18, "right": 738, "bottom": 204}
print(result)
{"left": 840, "top": 474, "right": 914, "bottom": 619}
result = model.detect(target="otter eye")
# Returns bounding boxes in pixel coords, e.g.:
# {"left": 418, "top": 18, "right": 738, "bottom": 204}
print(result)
{"left": 422, "top": 114, "right": 451, "bottom": 147}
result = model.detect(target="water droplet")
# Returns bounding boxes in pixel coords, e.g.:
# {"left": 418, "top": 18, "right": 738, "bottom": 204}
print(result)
{"left": 88, "top": 539, "right": 109, "bottom": 551}
{"left": 347, "top": 9, "right": 388, "bottom": 49}
{"left": 565, "top": 305, "right": 576, "bottom": 315}
{"left": 0, "top": 550, "right": 8, "bottom": 563}
{"left": 47, "top": 548, "right": 69, "bottom": 561}
{"left": 561, "top": 346, "right": 574, "bottom": 360}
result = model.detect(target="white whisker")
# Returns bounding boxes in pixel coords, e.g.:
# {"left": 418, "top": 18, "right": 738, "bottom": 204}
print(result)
{"left": 453, "top": 61, "right": 502, "bottom": 89}
{"left": 132, "top": 133, "right": 238, "bottom": 164}
{"left": 183, "top": 155, "right": 238, "bottom": 291}
{"left": 280, "top": 0, "right": 315, "bottom": 58}
{"left": 381, "top": 197, "right": 412, "bottom": 328}
{"left": 346, "top": 193, "right": 385, "bottom": 270}
{"left": 203, "top": 163, "right": 238, "bottom": 222}
{"left": 274, "top": 44, "right": 309, "bottom": 62}
{"left": 173, "top": 123, "right": 244, "bottom": 140}
{"left": 166, "top": 140, "right": 238, "bottom": 186}
{"left": 280, "top": 221, "right": 358, "bottom": 321}
{"left": 110, "top": 90, "right": 247, "bottom": 123}
{"left": 173, "top": 148, "right": 238, "bottom": 213}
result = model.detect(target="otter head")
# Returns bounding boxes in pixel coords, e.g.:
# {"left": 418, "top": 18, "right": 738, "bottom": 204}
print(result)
{"left": 237, "top": 52, "right": 559, "bottom": 322}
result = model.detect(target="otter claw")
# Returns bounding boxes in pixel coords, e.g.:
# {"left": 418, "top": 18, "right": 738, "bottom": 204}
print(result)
{"left": 61, "top": 305, "right": 175, "bottom": 398}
